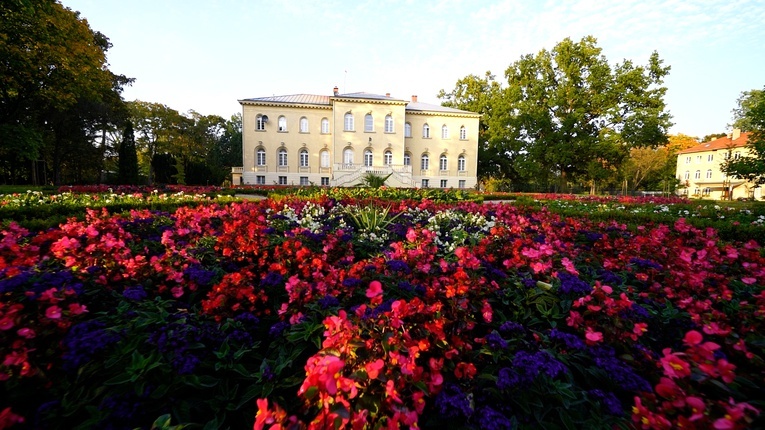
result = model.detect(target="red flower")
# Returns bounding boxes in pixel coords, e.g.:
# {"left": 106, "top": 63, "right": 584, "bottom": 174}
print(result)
{"left": 44, "top": 305, "right": 62, "bottom": 320}
{"left": 660, "top": 348, "right": 691, "bottom": 379}
{"left": 365, "top": 359, "right": 384, "bottom": 380}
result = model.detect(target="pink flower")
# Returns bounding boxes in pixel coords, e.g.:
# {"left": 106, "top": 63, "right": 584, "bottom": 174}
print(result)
{"left": 365, "top": 359, "right": 384, "bottom": 380}
{"left": 683, "top": 330, "right": 703, "bottom": 346}
{"left": 584, "top": 327, "right": 603, "bottom": 344}
{"left": 16, "top": 328, "right": 35, "bottom": 339}
{"left": 686, "top": 396, "right": 705, "bottom": 421}
{"left": 366, "top": 280, "right": 383, "bottom": 299}
{"left": 45, "top": 305, "right": 62, "bottom": 320}
{"left": 68, "top": 303, "right": 87, "bottom": 315}
{"left": 660, "top": 348, "right": 691, "bottom": 379}
{"left": 741, "top": 277, "right": 756, "bottom": 285}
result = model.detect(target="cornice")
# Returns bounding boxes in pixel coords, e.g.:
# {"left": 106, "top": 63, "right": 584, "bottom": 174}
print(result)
{"left": 330, "top": 97, "right": 408, "bottom": 106}
{"left": 238, "top": 100, "right": 332, "bottom": 110}
{"left": 405, "top": 110, "right": 482, "bottom": 118}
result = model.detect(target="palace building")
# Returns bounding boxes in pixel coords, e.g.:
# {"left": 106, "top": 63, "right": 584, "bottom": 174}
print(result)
{"left": 233, "top": 87, "right": 480, "bottom": 188}
{"left": 675, "top": 129, "right": 760, "bottom": 200}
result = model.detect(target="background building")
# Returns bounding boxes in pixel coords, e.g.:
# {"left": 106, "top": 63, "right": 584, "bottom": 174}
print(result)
{"left": 235, "top": 88, "right": 480, "bottom": 188}
{"left": 675, "top": 129, "right": 760, "bottom": 200}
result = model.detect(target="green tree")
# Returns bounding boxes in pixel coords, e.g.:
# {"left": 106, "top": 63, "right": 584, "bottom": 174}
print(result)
{"left": 441, "top": 36, "right": 672, "bottom": 193}
{"left": 129, "top": 101, "right": 182, "bottom": 184}
{"left": 723, "top": 86, "right": 765, "bottom": 185}
{"left": 117, "top": 121, "right": 139, "bottom": 184}
{"left": 0, "top": 0, "right": 132, "bottom": 184}
{"left": 731, "top": 89, "right": 765, "bottom": 132}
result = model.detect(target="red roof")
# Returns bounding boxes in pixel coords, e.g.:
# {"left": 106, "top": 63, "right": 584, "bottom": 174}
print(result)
{"left": 677, "top": 132, "right": 751, "bottom": 154}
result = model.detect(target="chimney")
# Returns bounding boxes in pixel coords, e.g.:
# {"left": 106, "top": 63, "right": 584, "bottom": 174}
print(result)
{"left": 333, "top": 86, "right": 339, "bottom": 96}
{"left": 732, "top": 128, "right": 741, "bottom": 140}
{"left": 411, "top": 95, "right": 418, "bottom": 102}
{"left": 385, "top": 92, "right": 390, "bottom": 97}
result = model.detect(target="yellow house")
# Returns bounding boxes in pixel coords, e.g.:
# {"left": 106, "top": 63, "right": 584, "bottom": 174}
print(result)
{"left": 235, "top": 88, "right": 480, "bottom": 188}
{"left": 675, "top": 129, "right": 760, "bottom": 200}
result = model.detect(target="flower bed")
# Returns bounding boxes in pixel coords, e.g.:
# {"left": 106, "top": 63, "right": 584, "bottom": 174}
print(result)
{"left": 0, "top": 196, "right": 764, "bottom": 429}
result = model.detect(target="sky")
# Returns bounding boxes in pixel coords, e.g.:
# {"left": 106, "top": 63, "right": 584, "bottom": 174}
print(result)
{"left": 62, "top": 0, "right": 765, "bottom": 139}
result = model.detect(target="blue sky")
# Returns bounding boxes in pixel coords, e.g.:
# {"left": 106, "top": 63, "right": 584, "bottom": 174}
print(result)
{"left": 63, "top": 0, "right": 765, "bottom": 139}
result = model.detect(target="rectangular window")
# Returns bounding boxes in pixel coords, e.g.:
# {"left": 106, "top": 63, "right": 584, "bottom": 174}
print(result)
{"left": 257, "top": 151, "right": 266, "bottom": 166}
{"left": 696, "top": 155, "right": 702, "bottom": 162}
{"left": 734, "top": 152, "right": 741, "bottom": 160}
{"left": 458, "top": 180, "right": 466, "bottom": 189}
{"left": 321, "top": 119, "right": 330, "bottom": 134}
{"left": 300, "top": 176, "right": 309, "bottom": 186}
{"left": 385, "top": 116, "right": 394, "bottom": 133}
{"left": 694, "top": 170, "right": 701, "bottom": 179}
{"left": 708, "top": 154, "right": 713, "bottom": 162}
{"left": 300, "top": 151, "right": 309, "bottom": 167}
{"left": 421, "top": 179, "right": 429, "bottom": 188}
{"left": 459, "top": 127, "right": 467, "bottom": 140}
{"left": 404, "top": 123, "right": 412, "bottom": 138}
{"left": 706, "top": 170, "right": 712, "bottom": 179}
{"left": 441, "top": 126, "right": 449, "bottom": 139}
{"left": 278, "top": 176, "right": 287, "bottom": 185}
{"left": 685, "top": 156, "right": 691, "bottom": 164}
{"left": 458, "top": 157, "right": 466, "bottom": 171}
{"left": 440, "top": 179, "right": 447, "bottom": 188}
{"left": 256, "top": 175, "right": 265, "bottom": 185}
{"left": 321, "top": 177, "right": 329, "bottom": 186}
{"left": 364, "top": 115, "right": 373, "bottom": 132}
{"left": 440, "top": 157, "right": 447, "bottom": 171}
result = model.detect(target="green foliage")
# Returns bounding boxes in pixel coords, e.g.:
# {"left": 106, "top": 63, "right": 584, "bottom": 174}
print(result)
{"left": 723, "top": 86, "right": 765, "bottom": 185}
{"left": 731, "top": 89, "right": 765, "bottom": 132}
{"left": 357, "top": 172, "right": 392, "bottom": 188}
{"left": 117, "top": 121, "right": 140, "bottom": 185}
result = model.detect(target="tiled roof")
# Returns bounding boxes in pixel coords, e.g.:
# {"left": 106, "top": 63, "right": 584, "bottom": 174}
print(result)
{"left": 677, "top": 132, "right": 751, "bottom": 154}
{"left": 239, "top": 92, "right": 479, "bottom": 115}
{"left": 240, "top": 94, "right": 331, "bottom": 105}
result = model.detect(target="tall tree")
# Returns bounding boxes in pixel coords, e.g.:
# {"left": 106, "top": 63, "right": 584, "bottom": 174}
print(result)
{"left": 723, "top": 86, "right": 765, "bottom": 185}
{"left": 117, "top": 121, "right": 139, "bottom": 184}
{"left": 731, "top": 89, "right": 765, "bottom": 132}
{"left": 0, "top": 0, "right": 132, "bottom": 184}
{"left": 441, "top": 36, "right": 672, "bottom": 192}
{"left": 129, "top": 101, "right": 182, "bottom": 185}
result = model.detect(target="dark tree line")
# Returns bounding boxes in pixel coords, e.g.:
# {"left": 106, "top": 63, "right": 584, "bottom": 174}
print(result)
{"left": 1, "top": 0, "right": 242, "bottom": 186}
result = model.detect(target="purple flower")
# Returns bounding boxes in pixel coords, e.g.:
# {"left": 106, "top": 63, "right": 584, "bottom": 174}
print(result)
{"left": 261, "top": 271, "right": 284, "bottom": 288}
{"left": 386, "top": 259, "right": 411, "bottom": 273}
{"left": 497, "top": 350, "right": 568, "bottom": 390}
{"left": 435, "top": 384, "right": 473, "bottom": 419}
{"left": 589, "top": 347, "right": 651, "bottom": 392}
{"left": 318, "top": 295, "right": 339, "bottom": 309}
{"left": 589, "top": 389, "right": 624, "bottom": 416}
{"left": 485, "top": 331, "right": 508, "bottom": 350}
{"left": 62, "top": 320, "right": 123, "bottom": 371}
{"left": 269, "top": 321, "right": 289, "bottom": 338}
{"left": 122, "top": 285, "right": 147, "bottom": 301}
{"left": 549, "top": 328, "right": 585, "bottom": 350}
{"left": 499, "top": 321, "right": 525, "bottom": 334}
{"left": 475, "top": 406, "right": 513, "bottom": 430}
{"left": 556, "top": 272, "right": 591, "bottom": 296}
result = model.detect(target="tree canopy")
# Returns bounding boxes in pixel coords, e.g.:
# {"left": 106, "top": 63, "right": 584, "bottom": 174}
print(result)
{"left": 723, "top": 86, "right": 765, "bottom": 185}
{"left": 0, "top": 0, "right": 133, "bottom": 184}
{"left": 440, "top": 36, "right": 673, "bottom": 193}
{"left": 731, "top": 89, "right": 765, "bottom": 132}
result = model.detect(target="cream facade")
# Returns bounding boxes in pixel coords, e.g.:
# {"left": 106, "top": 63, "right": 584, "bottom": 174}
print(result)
{"left": 236, "top": 90, "right": 480, "bottom": 188}
{"left": 675, "top": 129, "right": 760, "bottom": 200}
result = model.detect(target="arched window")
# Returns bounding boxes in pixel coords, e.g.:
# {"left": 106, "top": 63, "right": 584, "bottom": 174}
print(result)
{"left": 457, "top": 155, "right": 466, "bottom": 171}
{"left": 256, "top": 115, "right": 266, "bottom": 131}
{"left": 278, "top": 116, "right": 287, "bottom": 132}
{"left": 459, "top": 126, "right": 466, "bottom": 140}
{"left": 706, "top": 169, "right": 713, "bottom": 179}
{"left": 364, "top": 114, "right": 374, "bottom": 132}
{"left": 299, "top": 117, "right": 309, "bottom": 133}
{"left": 343, "top": 148, "right": 354, "bottom": 165}
{"left": 404, "top": 122, "right": 412, "bottom": 138}
{"left": 403, "top": 152, "right": 411, "bottom": 166}
{"left": 278, "top": 148, "right": 288, "bottom": 166}
{"left": 299, "top": 149, "right": 309, "bottom": 167}
{"left": 385, "top": 115, "right": 394, "bottom": 133}
{"left": 423, "top": 123, "right": 430, "bottom": 138}
{"left": 683, "top": 171, "right": 689, "bottom": 180}
{"left": 320, "top": 150, "right": 330, "bottom": 168}
{"left": 256, "top": 148, "right": 266, "bottom": 166}
{"left": 441, "top": 125, "right": 449, "bottom": 139}
{"left": 321, "top": 118, "right": 330, "bottom": 134}
{"left": 694, "top": 170, "right": 701, "bottom": 179}
{"left": 421, "top": 153, "right": 429, "bottom": 170}
{"left": 439, "top": 154, "right": 448, "bottom": 171}
{"left": 344, "top": 113, "right": 354, "bottom": 131}
{"left": 364, "top": 149, "right": 373, "bottom": 167}
{"left": 384, "top": 150, "right": 393, "bottom": 165}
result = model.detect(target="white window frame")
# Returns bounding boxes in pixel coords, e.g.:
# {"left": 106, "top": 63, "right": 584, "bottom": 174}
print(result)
{"left": 441, "top": 125, "right": 449, "bottom": 139}
{"left": 403, "top": 153, "right": 411, "bottom": 166}
{"left": 421, "top": 154, "right": 429, "bottom": 170}
{"left": 364, "top": 114, "right": 374, "bottom": 132}
{"left": 421, "top": 179, "right": 429, "bottom": 188}
{"left": 459, "top": 126, "right": 466, "bottom": 140}
{"left": 385, "top": 115, "right": 394, "bottom": 133}
{"left": 299, "top": 117, "right": 309, "bottom": 133}
{"left": 299, "top": 176, "right": 309, "bottom": 186}
{"left": 321, "top": 177, "right": 330, "bottom": 186}
{"left": 278, "top": 176, "right": 287, "bottom": 185}
{"left": 685, "top": 156, "right": 691, "bottom": 164}
{"left": 707, "top": 154, "right": 713, "bottom": 162}
{"left": 320, "top": 150, "right": 330, "bottom": 168}
{"left": 694, "top": 170, "right": 701, "bottom": 179}
{"left": 364, "top": 149, "right": 373, "bottom": 167}
{"left": 458, "top": 155, "right": 466, "bottom": 172}
{"left": 384, "top": 150, "right": 392, "bottom": 165}
{"left": 423, "top": 123, "right": 430, "bottom": 138}
{"left": 256, "top": 175, "right": 265, "bottom": 185}
{"left": 278, "top": 148, "right": 288, "bottom": 167}
{"left": 299, "top": 149, "right": 309, "bottom": 167}
{"left": 321, "top": 118, "right": 330, "bottom": 134}
{"left": 256, "top": 115, "right": 266, "bottom": 131}
{"left": 684, "top": 171, "right": 690, "bottom": 180}
{"left": 458, "top": 180, "right": 466, "bottom": 189}
{"left": 706, "top": 169, "right": 712, "bottom": 179}
{"left": 404, "top": 122, "right": 412, "bottom": 138}
{"left": 440, "top": 179, "right": 447, "bottom": 188}
{"left": 256, "top": 148, "right": 266, "bottom": 166}
{"left": 344, "top": 113, "right": 354, "bottom": 131}
{"left": 439, "top": 154, "right": 448, "bottom": 171}
{"left": 278, "top": 116, "right": 287, "bottom": 132}
{"left": 734, "top": 152, "right": 741, "bottom": 160}
{"left": 343, "top": 148, "right": 354, "bottom": 165}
